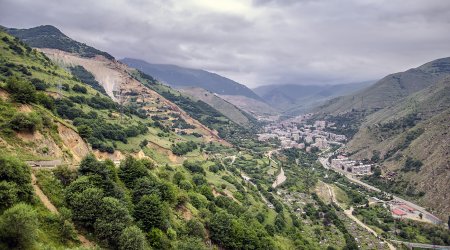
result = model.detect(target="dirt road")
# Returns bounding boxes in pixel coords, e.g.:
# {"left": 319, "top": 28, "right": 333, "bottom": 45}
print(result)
{"left": 272, "top": 167, "right": 286, "bottom": 188}
{"left": 31, "top": 172, "right": 94, "bottom": 248}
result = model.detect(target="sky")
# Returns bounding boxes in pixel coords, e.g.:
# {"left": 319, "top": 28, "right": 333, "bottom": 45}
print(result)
{"left": 1, "top": 0, "right": 450, "bottom": 88}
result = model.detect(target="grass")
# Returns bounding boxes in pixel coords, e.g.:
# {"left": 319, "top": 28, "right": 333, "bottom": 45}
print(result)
{"left": 332, "top": 184, "right": 350, "bottom": 209}
{"left": 34, "top": 169, "right": 66, "bottom": 208}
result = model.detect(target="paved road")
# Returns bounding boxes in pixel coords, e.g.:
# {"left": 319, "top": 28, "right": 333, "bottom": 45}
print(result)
{"left": 318, "top": 157, "right": 442, "bottom": 225}
{"left": 391, "top": 240, "right": 450, "bottom": 250}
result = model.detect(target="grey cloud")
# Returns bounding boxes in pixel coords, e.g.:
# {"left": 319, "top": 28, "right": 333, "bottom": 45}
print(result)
{"left": 1, "top": 0, "right": 449, "bottom": 87}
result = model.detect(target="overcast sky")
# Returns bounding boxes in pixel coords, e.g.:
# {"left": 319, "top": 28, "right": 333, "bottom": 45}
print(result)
{"left": 1, "top": 0, "right": 450, "bottom": 87}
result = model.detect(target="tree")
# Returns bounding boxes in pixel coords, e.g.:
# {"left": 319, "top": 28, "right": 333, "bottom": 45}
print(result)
{"left": 209, "top": 211, "right": 234, "bottom": 248}
{"left": 176, "top": 237, "right": 208, "bottom": 250}
{"left": 94, "top": 197, "right": 132, "bottom": 248}
{"left": 0, "top": 203, "right": 38, "bottom": 249}
{"left": 69, "top": 187, "right": 104, "bottom": 228}
{"left": 77, "top": 125, "right": 93, "bottom": 139}
{"left": 118, "top": 156, "right": 148, "bottom": 188}
{"left": 0, "top": 155, "right": 33, "bottom": 203}
{"left": 0, "top": 181, "right": 19, "bottom": 211}
{"left": 5, "top": 77, "right": 36, "bottom": 103}
{"left": 132, "top": 176, "right": 160, "bottom": 203}
{"left": 118, "top": 225, "right": 147, "bottom": 250}
{"left": 134, "top": 194, "right": 169, "bottom": 231}
{"left": 78, "top": 154, "right": 115, "bottom": 179}
{"left": 147, "top": 228, "right": 171, "bottom": 249}
{"left": 186, "top": 219, "right": 206, "bottom": 239}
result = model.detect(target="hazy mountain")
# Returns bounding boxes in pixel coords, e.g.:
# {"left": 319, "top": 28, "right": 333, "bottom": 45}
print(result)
{"left": 180, "top": 87, "right": 256, "bottom": 127}
{"left": 254, "top": 81, "right": 374, "bottom": 114}
{"left": 120, "top": 58, "right": 262, "bottom": 101}
{"left": 4, "top": 25, "right": 114, "bottom": 60}
{"left": 315, "top": 57, "right": 450, "bottom": 115}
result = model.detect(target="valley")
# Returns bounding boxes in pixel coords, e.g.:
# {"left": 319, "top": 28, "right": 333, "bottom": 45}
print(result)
{"left": 0, "top": 23, "right": 449, "bottom": 250}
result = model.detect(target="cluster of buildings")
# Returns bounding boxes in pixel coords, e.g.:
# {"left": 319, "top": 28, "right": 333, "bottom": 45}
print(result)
{"left": 258, "top": 114, "right": 347, "bottom": 152}
{"left": 331, "top": 155, "right": 373, "bottom": 175}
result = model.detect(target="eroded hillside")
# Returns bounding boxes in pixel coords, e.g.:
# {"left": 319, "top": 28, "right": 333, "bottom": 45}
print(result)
{"left": 345, "top": 77, "right": 450, "bottom": 218}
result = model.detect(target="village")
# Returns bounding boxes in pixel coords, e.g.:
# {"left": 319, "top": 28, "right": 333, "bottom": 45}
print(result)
{"left": 258, "top": 114, "right": 346, "bottom": 152}
{"left": 257, "top": 114, "right": 444, "bottom": 229}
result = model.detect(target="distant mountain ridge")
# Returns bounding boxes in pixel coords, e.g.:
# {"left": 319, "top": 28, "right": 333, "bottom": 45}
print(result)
{"left": 120, "top": 58, "right": 262, "bottom": 101}
{"left": 4, "top": 25, "right": 114, "bottom": 60}
{"left": 315, "top": 57, "right": 450, "bottom": 115}
{"left": 254, "top": 81, "right": 374, "bottom": 114}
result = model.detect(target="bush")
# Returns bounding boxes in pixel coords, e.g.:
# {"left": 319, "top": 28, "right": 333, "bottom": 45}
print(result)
{"left": 0, "top": 155, "right": 33, "bottom": 203}
{"left": 5, "top": 77, "right": 36, "bottom": 103}
{"left": 118, "top": 156, "right": 149, "bottom": 188}
{"left": 0, "top": 181, "right": 19, "bottom": 211}
{"left": 172, "top": 141, "right": 197, "bottom": 156}
{"left": 183, "top": 161, "right": 205, "bottom": 175}
{"left": 403, "top": 157, "right": 423, "bottom": 172}
{"left": 0, "top": 203, "right": 38, "bottom": 249}
{"left": 30, "top": 78, "right": 49, "bottom": 91}
{"left": 118, "top": 225, "right": 147, "bottom": 250}
{"left": 35, "top": 92, "right": 55, "bottom": 110}
{"left": 94, "top": 197, "right": 132, "bottom": 248}
{"left": 72, "top": 84, "right": 87, "bottom": 94}
{"left": 134, "top": 194, "right": 169, "bottom": 231}
{"left": 8, "top": 112, "right": 42, "bottom": 133}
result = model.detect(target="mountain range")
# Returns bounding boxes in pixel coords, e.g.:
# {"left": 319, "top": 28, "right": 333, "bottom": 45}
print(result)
{"left": 253, "top": 81, "right": 374, "bottom": 115}
{"left": 120, "top": 58, "right": 262, "bottom": 101}
{"left": 315, "top": 57, "right": 450, "bottom": 115}
{"left": 1, "top": 23, "right": 449, "bottom": 249}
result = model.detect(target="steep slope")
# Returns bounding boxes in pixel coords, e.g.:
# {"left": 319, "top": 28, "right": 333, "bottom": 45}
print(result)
{"left": 0, "top": 31, "right": 92, "bottom": 163}
{"left": 120, "top": 57, "right": 262, "bottom": 100}
{"left": 41, "top": 48, "right": 229, "bottom": 146}
{"left": 219, "top": 94, "right": 279, "bottom": 120}
{"left": 180, "top": 87, "right": 255, "bottom": 127}
{"left": 5, "top": 25, "right": 114, "bottom": 60}
{"left": 345, "top": 77, "right": 450, "bottom": 218}
{"left": 254, "top": 81, "right": 374, "bottom": 114}
{"left": 315, "top": 57, "right": 450, "bottom": 115}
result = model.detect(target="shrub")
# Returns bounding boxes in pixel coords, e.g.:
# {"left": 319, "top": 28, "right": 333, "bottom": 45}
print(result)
{"left": 0, "top": 181, "right": 19, "bottom": 211}
{"left": 72, "top": 84, "right": 87, "bottom": 93}
{"left": 183, "top": 161, "right": 205, "bottom": 175}
{"left": 94, "top": 197, "right": 132, "bottom": 248}
{"left": 134, "top": 194, "right": 169, "bottom": 231}
{"left": 30, "top": 78, "right": 49, "bottom": 91}
{"left": 118, "top": 156, "right": 149, "bottom": 188}
{"left": 8, "top": 112, "right": 42, "bottom": 133}
{"left": 5, "top": 77, "right": 36, "bottom": 103}
{"left": 0, "top": 155, "right": 33, "bottom": 203}
{"left": 35, "top": 92, "right": 55, "bottom": 110}
{"left": 0, "top": 203, "right": 38, "bottom": 249}
{"left": 118, "top": 225, "right": 147, "bottom": 250}
{"left": 172, "top": 141, "right": 197, "bottom": 156}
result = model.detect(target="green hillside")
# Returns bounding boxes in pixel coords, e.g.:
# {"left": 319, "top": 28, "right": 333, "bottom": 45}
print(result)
{"left": 0, "top": 28, "right": 346, "bottom": 250}
{"left": 345, "top": 77, "right": 450, "bottom": 218}
{"left": 315, "top": 57, "right": 450, "bottom": 115}
{"left": 5, "top": 25, "right": 114, "bottom": 60}
{"left": 180, "top": 87, "right": 256, "bottom": 127}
